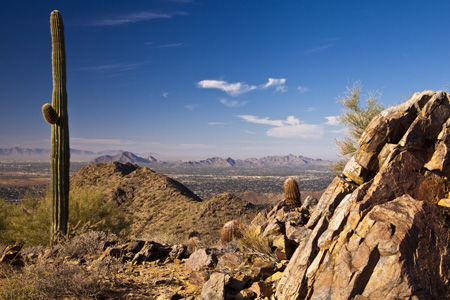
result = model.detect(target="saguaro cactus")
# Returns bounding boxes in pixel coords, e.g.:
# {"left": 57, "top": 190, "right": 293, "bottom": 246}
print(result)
{"left": 41, "top": 10, "right": 70, "bottom": 238}
{"left": 284, "top": 177, "right": 301, "bottom": 208}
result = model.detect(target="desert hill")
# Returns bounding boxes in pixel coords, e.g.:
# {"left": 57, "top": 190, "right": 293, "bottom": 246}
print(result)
{"left": 70, "top": 162, "right": 260, "bottom": 244}
{"left": 89, "top": 151, "right": 153, "bottom": 164}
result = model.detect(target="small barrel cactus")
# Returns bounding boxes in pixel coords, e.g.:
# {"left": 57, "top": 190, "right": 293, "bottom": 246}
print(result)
{"left": 220, "top": 220, "right": 242, "bottom": 244}
{"left": 284, "top": 177, "right": 301, "bottom": 208}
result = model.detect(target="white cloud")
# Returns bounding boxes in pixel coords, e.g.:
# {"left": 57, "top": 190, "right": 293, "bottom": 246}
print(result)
{"left": 298, "top": 86, "right": 310, "bottom": 93}
{"left": 197, "top": 77, "right": 288, "bottom": 96}
{"left": 197, "top": 80, "right": 257, "bottom": 96}
{"left": 306, "top": 107, "right": 315, "bottom": 112}
{"left": 208, "top": 122, "right": 227, "bottom": 125}
{"left": 220, "top": 98, "right": 248, "bottom": 107}
{"left": 162, "top": 92, "right": 169, "bottom": 98}
{"left": 262, "top": 78, "right": 287, "bottom": 92}
{"left": 236, "top": 115, "right": 284, "bottom": 126}
{"left": 267, "top": 124, "right": 323, "bottom": 139}
{"left": 324, "top": 116, "right": 340, "bottom": 126}
{"left": 236, "top": 115, "right": 324, "bottom": 139}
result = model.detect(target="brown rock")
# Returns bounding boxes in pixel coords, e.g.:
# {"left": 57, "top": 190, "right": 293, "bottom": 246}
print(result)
{"left": 0, "top": 242, "right": 24, "bottom": 266}
{"left": 251, "top": 261, "right": 276, "bottom": 280}
{"left": 276, "top": 91, "right": 450, "bottom": 300}
{"left": 249, "top": 281, "right": 273, "bottom": 298}
{"left": 189, "top": 269, "right": 210, "bottom": 286}
{"left": 186, "top": 248, "right": 218, "bottom": 272}
{"left": 200, "top": 272, "right": 227, "bottom": 300}
{"left": 218, "top": 252, "right": 243, "bottom": 270}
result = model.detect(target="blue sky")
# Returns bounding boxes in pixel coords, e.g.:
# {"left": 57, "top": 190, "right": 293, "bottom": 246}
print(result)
{"left": 1, "top": 0, "right": 450, "bottom": 160}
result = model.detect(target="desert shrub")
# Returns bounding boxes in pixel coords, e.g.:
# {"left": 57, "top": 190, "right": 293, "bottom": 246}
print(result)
{"left": 69, "top": 187, "right": 131, "bottom": 237}
{"left": 58, "top": 230, "right": 118, "bottom": 259}
{"left": 333, "top": 81, "right": 385, "bottom": 171}
{"left": 0, "top": 257, "right": 109, "bottom": 300}
{"left": 0, "top": 188, "right": 131, "bottom": 247}
{"left": 238, "top": 225, "right": 278, "bottom": 262}
{"left": 0, "top": 192, "right": 51, "bottom": 246}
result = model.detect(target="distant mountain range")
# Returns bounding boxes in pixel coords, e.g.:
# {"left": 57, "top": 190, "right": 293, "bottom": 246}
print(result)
{"left": 90, "top": 151, "right": 331, "bottom": 168}
{"left": 0, "top": 147, "right": 332, "bottom": 167}
{"left": 0, "top": 147, "right": 155, "bottom": 157}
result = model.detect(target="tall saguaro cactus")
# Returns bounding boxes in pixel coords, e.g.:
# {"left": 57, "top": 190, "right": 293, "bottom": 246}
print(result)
{"left": 42, "top": 10, "right": 70, "bottom": 239}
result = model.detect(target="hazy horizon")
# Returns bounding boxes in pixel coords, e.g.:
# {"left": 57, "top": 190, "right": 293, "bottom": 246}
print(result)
{"left": 2, "top": 1, "right": 450, "bottom": 161}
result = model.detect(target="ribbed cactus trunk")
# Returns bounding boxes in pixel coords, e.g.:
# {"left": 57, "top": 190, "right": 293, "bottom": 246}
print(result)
{"left": 44, "top": 10, "right": 70, "bottom": 238}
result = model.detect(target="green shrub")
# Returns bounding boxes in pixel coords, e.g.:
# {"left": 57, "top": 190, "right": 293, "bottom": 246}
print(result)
{"left": 0, "top": 188, "right": 130, "bottom": 247}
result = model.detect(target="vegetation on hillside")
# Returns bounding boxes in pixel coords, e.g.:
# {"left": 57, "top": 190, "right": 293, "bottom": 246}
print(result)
{"left": 0, "top": 188, "right": 130, "bottom": 247}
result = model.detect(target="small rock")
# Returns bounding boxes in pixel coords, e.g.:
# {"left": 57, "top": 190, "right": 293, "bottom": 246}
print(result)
{"left": 249, "top": 281, "right": 273, "bottom": 298}
{"left": 127, "top": 240, "right": 145, "bottom": 253}
{"left": 251, "top": 261, "right": 276, "bottom": 280}
{"left": 189, "top": 269, "right": 210, "bottom": 286}
{"left": 200, "top": 272, "right": 227, "bottom": 300}
{"left": 186, "top": 248, "right": 218, "bottom": 272}
{"left": 218, "top": 252, "right": 243, "bottom": 270}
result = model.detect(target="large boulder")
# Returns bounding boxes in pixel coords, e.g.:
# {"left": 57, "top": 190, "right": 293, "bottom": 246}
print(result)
{"left": 276, "top": 91, "right": 450, "bottom": 299}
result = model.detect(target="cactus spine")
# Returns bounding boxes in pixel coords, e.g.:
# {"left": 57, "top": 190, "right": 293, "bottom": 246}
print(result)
{"left": 284, "top": 177, "right": 301, "bottom": 208}
{"left": 43, "top": 10, "right": 70, "bottom": 239}
{"left": 220, "top": 220, "right": 242, "bottom": 244}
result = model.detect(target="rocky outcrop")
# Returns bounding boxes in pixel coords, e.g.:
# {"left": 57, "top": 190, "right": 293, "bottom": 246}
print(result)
{"left": 276, "top": 91, "right": 450, "bottom": 299}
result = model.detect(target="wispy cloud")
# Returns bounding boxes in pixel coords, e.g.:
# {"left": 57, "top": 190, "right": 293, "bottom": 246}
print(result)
{"left": 304, "top": 38, "right": 340, "bottom": 54}
{"left": 261, "top": 78, "right": 287, "bottom": 93}
{"left": 298, "top": 86, "right": 310, "bottom": 93}
{"left": 71, "top": 138, "right": 134, "bottom": 146}
{"left": 236, "top": 115, "right": 323, "bottom": 139}
{"left": 324, "top": 116, "right": 340, "bottom": 126}
{"left": 304, "top": 44, "right": 335, "bottom": 54}
{"left": 220, "top": 98, "right": 248, "bottom": 108}
{"left": 79, "top": 61, "right": 150, "bottom": 74}
{"left": 152, "top": 43, "right": 184, "bottom": 49}
{"left": 197, "top": 80, "right": 257, "bottom": 96}
{"left": 208, "top": 122, "right": 228, "bottom": 125}
{"left": 162, "top": 92, "right": 169, "bottom": 98}
{"left": 185, "top": 104, "right": 199, "bottom": 111}
{"left": 306, "top": 107, "right": 315, "bottom": 112}
{"left": 91, "top": 11, "right": 188, "bottom": 26}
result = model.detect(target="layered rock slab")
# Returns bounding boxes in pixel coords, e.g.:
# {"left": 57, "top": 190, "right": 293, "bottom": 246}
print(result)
{"left": 276, "top": 91, "right": 450, "bottom": 299}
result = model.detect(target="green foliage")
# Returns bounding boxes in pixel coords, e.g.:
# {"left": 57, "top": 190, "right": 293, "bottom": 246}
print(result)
{"left": 69, "top": 187, "right": 131, "bottom": 237}
{"left": 333, "top": 82, "right": 385, "bottom": 171}
{"left": 0, "top": 189, "right": 130, "bottom": 247}
{"left": 0, "top": 193, "right": 51, "bottom": 246}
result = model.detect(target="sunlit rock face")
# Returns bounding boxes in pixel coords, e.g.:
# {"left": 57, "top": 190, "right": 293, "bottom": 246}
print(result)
{"left": 276, "top": 91, "right": 450, "bottom": 300}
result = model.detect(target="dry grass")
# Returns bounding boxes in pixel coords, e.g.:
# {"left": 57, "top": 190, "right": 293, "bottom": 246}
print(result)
{"left": 238, "top": 225, "right": 278, "bottom": 262}
{"left": 0, "top": 259, "right": 109, "bottom": 300}
{"left": 0, "top": 231, "right": 124, "bottom": 300}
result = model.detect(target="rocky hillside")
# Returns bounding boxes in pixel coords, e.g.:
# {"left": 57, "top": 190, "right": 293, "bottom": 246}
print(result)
{"left": 275, "top": 90, "right": 450, "bottom": 299}
{"left": 90, "top": 151, "right": 153, "bottom": 164}
{"left": 70, "top": 162, "right": 260, "bottom": 244}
